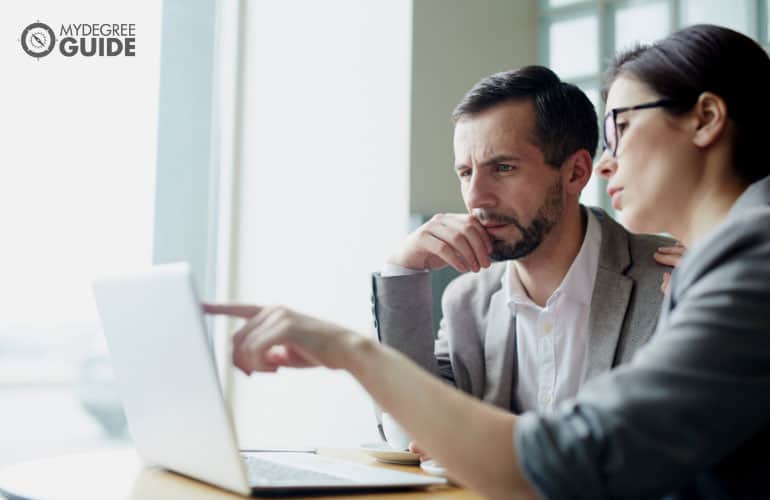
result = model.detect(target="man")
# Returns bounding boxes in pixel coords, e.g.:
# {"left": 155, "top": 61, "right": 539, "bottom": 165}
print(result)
{"left": 371, "top": 66, "right": 673, "bottom": 413}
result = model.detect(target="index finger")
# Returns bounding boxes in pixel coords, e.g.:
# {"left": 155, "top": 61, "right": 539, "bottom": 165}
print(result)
{"left": 202, "top": 303, "right": 262, "bottom": 318}
{"left": 467, "top": 213, "right": 495, "bottom": 254}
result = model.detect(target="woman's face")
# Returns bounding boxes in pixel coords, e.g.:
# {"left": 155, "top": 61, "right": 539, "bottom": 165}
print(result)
{"left": 595, "top": 76, "right": 699, "bottom": 235}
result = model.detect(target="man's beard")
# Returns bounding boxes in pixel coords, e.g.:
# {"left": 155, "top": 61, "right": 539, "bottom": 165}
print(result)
{"left": 475, "top": 179, "right": 563, "bottom": 261}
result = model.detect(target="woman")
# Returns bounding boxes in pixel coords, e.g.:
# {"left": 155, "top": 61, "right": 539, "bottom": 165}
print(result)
{"left": 206, "top": 25, "right": 770, "bottom": 499}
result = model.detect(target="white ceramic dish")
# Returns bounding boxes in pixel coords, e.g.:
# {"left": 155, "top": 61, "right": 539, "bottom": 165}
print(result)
{"left": 420, "top": 459, "right": 448, "bottom": 476}
{"left": 360, "top": 442, "right": 420, "bottom": 465}
{"left": 420, "top": 459, "right": 458, "bottom": 486}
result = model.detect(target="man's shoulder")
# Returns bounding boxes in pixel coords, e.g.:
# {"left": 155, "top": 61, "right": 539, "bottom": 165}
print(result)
{"left": 626, "top": 232, "right": 676, "bottom": 268}
{"left": 589, "top": 206, "right": 675, "bottom": 272}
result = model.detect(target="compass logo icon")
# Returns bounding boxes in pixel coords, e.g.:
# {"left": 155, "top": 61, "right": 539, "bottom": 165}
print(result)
{"left": 21, "top": 22, "right": 56, "bottom": 58}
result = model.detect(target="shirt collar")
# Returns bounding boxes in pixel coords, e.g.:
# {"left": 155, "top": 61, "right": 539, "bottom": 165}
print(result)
{"left": 502, "top": 208, "right": 602, "bottom": 309}
{"left": 504, "top": 261, "right": 533, "bottom": 309}
{"left": 559, "top": 209, "right": 602, "bottom": 305}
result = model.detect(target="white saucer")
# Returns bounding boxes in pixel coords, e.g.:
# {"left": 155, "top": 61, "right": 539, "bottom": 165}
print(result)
{"left": 420, "top": 459, "right": 448, "bottom": 476}
{"left": 359, "top": 442, "right": 420, "bottom": 465}
{"left": 420, "top": 459, "right": 458, "bottom": 486}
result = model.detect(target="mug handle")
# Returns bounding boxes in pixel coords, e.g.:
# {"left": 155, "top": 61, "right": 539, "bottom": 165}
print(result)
{"left": 372, "top": 401, "right": 387, "bottom": 441}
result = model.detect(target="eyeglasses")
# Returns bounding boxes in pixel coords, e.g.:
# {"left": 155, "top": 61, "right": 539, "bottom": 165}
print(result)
{"left": 603, "top": 99, "right": 675, "bottom": 157}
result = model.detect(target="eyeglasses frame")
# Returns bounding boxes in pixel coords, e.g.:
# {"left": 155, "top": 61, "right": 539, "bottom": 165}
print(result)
{"left": 603, "top": 99, "right": 676, "bottom": 157}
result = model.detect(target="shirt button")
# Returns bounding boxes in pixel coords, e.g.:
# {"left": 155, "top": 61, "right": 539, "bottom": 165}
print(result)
{"left": 543, "top": 323, "right": 553, "bottom": 334}
{"left": 541, "top": 394, "right": 551, "bottom": 405}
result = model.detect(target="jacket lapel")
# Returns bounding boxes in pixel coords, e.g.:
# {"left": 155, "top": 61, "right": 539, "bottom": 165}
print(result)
{"left": 483, "top": 287, "right": 518, "bottom": 410}
{"left": 582, "top": 208, "right": 634, "bottom": 383}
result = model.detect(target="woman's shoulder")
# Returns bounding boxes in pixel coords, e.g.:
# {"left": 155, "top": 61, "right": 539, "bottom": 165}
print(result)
{"left": 676, "top": 205, "right": 770, "bottom": 296}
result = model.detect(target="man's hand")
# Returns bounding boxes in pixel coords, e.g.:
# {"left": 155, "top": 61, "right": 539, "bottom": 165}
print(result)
{"left": 654, "top": 244, "right": 686, "bottom": 295}
{"left": 387, "top": 213, "right": 494, "bottom": 273}
{"left": 203, "top": 303, "right": 362, "bottom": 374}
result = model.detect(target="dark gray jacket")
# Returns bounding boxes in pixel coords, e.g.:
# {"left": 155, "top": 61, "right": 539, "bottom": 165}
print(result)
{"left": 516, "top": 176, "right": 770, "bottom": 499}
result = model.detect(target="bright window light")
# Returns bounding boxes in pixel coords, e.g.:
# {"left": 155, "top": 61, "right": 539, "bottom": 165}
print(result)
{"left": 615, "top": 1, "right": 670, "bottom": 51}
{"left": 0, "top": 1, "right": 161, "bottom": 466}
{"left": 549, "top": 15, "right": 599, "bottom": 80}
{"left": 230, "top": 0, "right": 411, "bottom": 449}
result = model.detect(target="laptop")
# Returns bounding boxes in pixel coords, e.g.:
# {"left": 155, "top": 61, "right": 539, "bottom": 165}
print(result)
{"left": 92, "top": 262, "right": 445, "bottom": 495}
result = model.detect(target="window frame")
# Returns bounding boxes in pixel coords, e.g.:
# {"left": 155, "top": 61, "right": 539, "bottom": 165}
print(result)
{"left": 153, "top": 0, "right": 242, "bottom": 397}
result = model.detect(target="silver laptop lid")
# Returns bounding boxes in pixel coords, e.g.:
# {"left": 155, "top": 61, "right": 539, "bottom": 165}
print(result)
{"left": 93, "top": 263, "right": 251, "bottom": 495}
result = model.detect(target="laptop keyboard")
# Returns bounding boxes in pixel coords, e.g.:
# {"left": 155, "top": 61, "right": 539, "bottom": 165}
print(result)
{"left": 243, "top": 455, "right": 354, "bottom": 485}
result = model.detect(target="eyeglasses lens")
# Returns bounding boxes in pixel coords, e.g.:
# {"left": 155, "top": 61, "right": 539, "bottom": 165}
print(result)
{"left": 604, "top": 113, "right": 616, "bottom": 154}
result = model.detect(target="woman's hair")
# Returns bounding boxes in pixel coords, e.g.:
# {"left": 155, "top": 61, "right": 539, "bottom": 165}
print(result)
{"left": 603, "top": 24, "right": 770, "bottom": 184}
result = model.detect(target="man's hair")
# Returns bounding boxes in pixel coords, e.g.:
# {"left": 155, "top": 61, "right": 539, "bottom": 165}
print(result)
{"left": 451, "top": 65, "right": 599, "bottom": 167}
{"left": 603, "top": 24, "right": 770, "bottom": 184}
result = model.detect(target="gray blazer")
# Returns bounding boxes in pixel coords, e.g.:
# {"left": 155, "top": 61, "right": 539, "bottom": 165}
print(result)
{"left": 516, "top": 176, "right": 770, "bottom": 499}
{"left": 372, "top": 207, "right": 673, "bottom": 412}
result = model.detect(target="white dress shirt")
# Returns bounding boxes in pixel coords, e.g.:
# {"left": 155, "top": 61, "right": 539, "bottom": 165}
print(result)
{"left": 506, "top": 210, "right": 601, "bottom": 413}
{"left": 380, "top": 210, "right": 602, "bottom": 414}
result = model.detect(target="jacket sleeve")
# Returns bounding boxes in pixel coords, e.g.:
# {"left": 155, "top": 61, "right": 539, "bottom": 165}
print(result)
{"left": 371, "top": 272, "right": 448, "bottom": 381}
{"left": 514, "top": 214, "right": 770, "bottom": 499}
{"left": 434, "top": 315, "right": 456, "bottom": 384}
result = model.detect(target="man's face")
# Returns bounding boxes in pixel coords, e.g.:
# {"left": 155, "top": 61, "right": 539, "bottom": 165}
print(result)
{"left": 453, "top": 100, "right": 565, "bottom": 261}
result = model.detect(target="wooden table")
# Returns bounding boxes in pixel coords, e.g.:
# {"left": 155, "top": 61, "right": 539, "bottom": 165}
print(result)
{"left": 0, "top": 448, "right": 479, "bottom": 499}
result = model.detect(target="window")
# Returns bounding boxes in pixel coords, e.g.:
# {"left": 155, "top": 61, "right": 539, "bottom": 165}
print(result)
{"left": 549, "top": 15, "right": 599, "bottom": 79}
{"left": 227, "top": 0, "right": 411, "bottom": 448}
{"left": 761, "top": 0, "right": 770, "bottom": 49}
{"left": 614, "top": 1, "right": 670, "bottom": 52}
{"left": 549, "top": 0, "right": 590, "bottom": 7}
{"left": 680, "top": 0, "right": 757, "bottom": 38}
{"left": 0, "top": 2, "right": 161, "bottom": 466}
